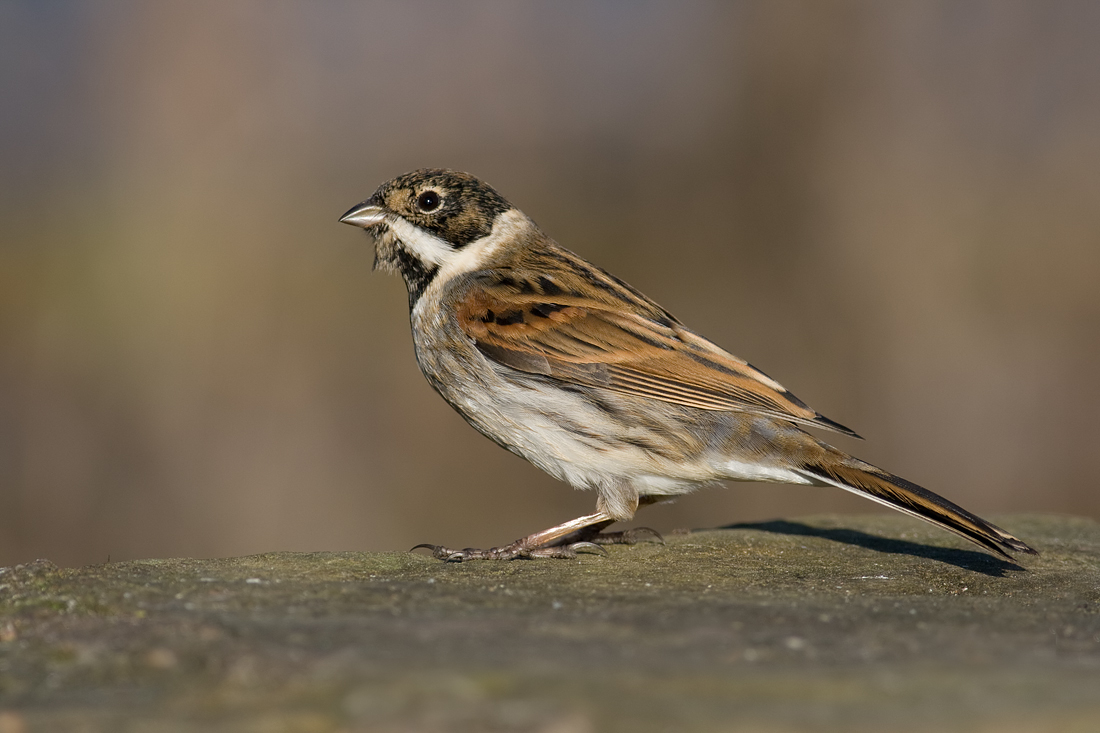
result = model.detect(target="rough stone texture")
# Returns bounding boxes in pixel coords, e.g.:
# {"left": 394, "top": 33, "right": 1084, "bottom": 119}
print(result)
{"left": 0, "top": 514, "right": 1097, "bottom": 732}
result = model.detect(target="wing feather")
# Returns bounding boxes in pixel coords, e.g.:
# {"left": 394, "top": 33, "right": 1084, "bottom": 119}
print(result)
{"left": 452, "top": 269, "right": 860, "bottom": 438}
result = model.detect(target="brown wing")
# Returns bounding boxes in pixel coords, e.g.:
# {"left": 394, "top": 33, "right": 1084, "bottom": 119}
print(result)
{"left": 452, "top": 269, "right": 860, "bottom": 438}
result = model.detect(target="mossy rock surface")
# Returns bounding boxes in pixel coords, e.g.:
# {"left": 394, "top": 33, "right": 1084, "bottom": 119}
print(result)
{"left": 1, "top": 514, "right": 1098, "bottom": 732}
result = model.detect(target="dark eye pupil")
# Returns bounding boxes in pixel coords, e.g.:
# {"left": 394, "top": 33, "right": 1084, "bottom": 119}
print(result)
{"left": 417, "top": 191, "right": 441, "bottom": 212}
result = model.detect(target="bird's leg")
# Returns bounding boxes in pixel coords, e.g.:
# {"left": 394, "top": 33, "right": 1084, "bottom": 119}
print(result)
{"left": 411, "top": 496, "right": 667, "bottom": 562}
{"left": 412, "top": 511, "right": 618, "bottom": 562}
{"left": 552, "top": 496, "right": 667, "bottom": 547}
{"left": 565, "top": 524, "right": 665, "bottom": 546}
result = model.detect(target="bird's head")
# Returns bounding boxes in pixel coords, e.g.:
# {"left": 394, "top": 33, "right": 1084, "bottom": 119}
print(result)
{"left": 340, "top": 169, "right": 522, "bottom": 304}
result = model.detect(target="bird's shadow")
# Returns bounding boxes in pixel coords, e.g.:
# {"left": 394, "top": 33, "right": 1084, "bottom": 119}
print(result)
{"left": 712, "top": 520, "right": 1025, "bottom": 577}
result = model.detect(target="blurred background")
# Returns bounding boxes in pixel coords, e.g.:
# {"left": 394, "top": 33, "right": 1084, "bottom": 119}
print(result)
{"left": 1, "top": 1, "right": 1098, "bottom": 568}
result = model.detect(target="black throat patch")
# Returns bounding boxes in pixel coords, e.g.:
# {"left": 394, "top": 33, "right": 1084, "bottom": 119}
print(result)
{"left": 395, "top": 245, "right": 439, "bottom": 309}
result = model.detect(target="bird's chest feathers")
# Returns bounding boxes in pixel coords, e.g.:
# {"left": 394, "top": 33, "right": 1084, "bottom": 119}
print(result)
{"left": 410, "top": 295, "right": 478, "bottom": 390}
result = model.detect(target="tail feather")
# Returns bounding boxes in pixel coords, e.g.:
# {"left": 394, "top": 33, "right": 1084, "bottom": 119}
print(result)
{"left": 798, "top": 455, "right": 1037, "bottom": 560}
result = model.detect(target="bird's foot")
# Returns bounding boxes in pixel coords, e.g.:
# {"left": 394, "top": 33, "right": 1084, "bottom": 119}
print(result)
{"left": 411, "top": 540, "right": 606, "bottom": 562}
{"left": 408, "top": 510, "right": 661, "bottom": 562}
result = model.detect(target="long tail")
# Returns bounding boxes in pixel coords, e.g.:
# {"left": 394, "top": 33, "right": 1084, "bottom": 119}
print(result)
{"left": 796, "top": 448, "right": 1037, "bottom": 559}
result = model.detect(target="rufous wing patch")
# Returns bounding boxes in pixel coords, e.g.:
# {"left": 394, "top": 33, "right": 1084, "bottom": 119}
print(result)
{"left": 453, "top": 271, "right": 858, "bottom": 437}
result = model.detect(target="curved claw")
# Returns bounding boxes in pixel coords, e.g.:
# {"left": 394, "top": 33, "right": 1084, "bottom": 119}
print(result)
{"left": 571, "top": 541, "right": 608, "bottom": 556}
{"left": 529, "top": 541, "right": 607, "bottom": 560}
{"left": 410, "top": 543, "right": 462, "bottom": 562}
{"left": 625, "top": 527, "right": 666, "bottom": 545}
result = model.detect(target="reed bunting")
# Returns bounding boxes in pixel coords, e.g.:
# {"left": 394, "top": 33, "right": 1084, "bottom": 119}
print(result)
{"left": 340, "top": 169, "right": 1036, "bottom": 562}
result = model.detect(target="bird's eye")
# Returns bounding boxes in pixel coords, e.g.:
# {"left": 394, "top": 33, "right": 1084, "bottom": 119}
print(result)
{"left": 416, "top": 190, "right": 441, "bottom": 212}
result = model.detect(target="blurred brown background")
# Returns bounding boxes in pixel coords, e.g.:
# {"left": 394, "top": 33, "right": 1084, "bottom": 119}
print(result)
{"left": 1, "top": 1, "right": 1098, "bottom": 568}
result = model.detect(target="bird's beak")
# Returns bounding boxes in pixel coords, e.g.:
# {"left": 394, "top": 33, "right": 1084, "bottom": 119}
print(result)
{"left": 339, "top": 199, "right": 386, "bottom": 229}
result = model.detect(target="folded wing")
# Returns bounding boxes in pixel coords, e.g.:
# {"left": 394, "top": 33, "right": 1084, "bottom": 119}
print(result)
{"left": 453, "top": 269, "right": 860, "bottom": 438}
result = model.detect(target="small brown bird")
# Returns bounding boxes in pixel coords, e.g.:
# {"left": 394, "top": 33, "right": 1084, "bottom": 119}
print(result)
{"left": 340, "top": 169, "right": 1036, "bottom": 562}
